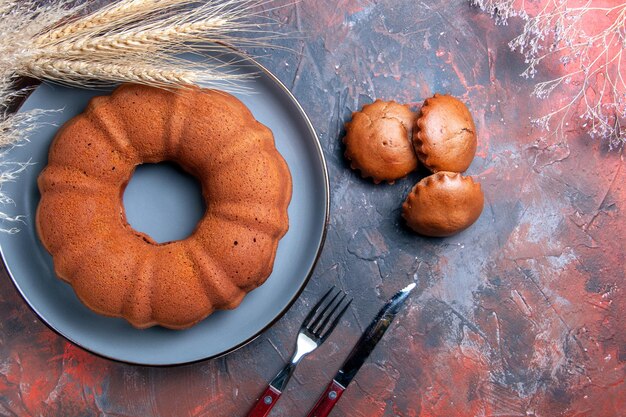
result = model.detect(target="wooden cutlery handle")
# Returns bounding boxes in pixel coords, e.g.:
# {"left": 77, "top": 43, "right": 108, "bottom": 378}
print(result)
{"left": 246, "top": 385, "right": 281, "bottom": 417}
{"left": 306, "top": 379, "right": 345, "bottom": 417}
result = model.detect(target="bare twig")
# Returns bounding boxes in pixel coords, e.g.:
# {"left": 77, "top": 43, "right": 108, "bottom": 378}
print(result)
{"left": 471, "top": 0, "right": 626, "bottom": 148}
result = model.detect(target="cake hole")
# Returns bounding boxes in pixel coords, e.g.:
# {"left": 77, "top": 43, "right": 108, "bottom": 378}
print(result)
{"left": 123, "top": 162, "right": 206, "bottom": 244}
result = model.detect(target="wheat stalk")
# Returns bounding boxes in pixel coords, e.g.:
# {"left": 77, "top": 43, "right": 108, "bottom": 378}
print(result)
{"left": 4, "top": 0, "right": 276, "bottom": 89}
{"left": 25, "top": 59, "right": 197, "bottom": 86}
{"left": 37, "top": 0, "right": 192, "bottom": 45}
{"left": 19, "top": 0, "right": 275, "bottom": 87}
{"left": 23, "top": 58, "right": 248, "bottom": 90}
{"left": 46, "top": 18, "right": 234, "bottom": 56}
{"left": 0, "top": 0, "right": 285, "bottom": 232}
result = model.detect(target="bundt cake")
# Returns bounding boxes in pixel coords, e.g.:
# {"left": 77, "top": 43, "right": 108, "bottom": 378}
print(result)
{"left": 36, "top": 84, "right": 292, "bottom": 330}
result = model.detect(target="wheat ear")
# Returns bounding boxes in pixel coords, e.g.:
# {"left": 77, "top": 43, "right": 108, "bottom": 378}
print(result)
{"left": 47, "top": 18, "right": 233, "bottom": 56}
{"left": 25, "top": 59, "right": 198, "bottom": 86}
{"left": 37, "top": 0, "right": 192, "bottom": 44}
{"left": 22, "top": 58, "right": 248, "bottom": 89}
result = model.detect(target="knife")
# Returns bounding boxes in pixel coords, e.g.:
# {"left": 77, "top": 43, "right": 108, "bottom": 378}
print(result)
{"left": 306, "top": 282, "right": 416, "bottom": 417}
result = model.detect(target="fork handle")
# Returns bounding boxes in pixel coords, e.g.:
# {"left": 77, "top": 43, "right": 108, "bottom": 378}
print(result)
{"left": 306, "top": 379, "right": 346, "bottom": 417}
{"left": 246, "top": 385, "right": 281, "bottom": 417}
{"left": 246, "top": 362, "right": 297, "bottom": 417}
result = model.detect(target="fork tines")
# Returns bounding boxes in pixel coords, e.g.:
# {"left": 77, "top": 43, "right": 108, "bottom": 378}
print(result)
{"left": 302, "top": 286, "right": 352, "bottom": 342}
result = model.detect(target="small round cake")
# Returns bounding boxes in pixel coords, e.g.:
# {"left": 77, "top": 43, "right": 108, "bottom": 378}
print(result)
{"left": 344, "top": 100, "right": 418, "bottom": 184}
{"left": 413, "top": 94, "right": 477, "bottom": 173}
{"left": 36, "top": 84, "right": 292, "bottom": 329}
{"left": 402, "top": 172, "right": 483, "bottom": 237}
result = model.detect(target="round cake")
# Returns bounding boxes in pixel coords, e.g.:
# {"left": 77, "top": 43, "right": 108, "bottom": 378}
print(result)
{"left": 36, "top": 84, "right": 292, "bottom": 330}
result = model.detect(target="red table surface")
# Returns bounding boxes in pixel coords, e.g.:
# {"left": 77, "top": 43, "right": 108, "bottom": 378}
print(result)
{"left": 1, "top": 1, "right": 624, "bottom": 416}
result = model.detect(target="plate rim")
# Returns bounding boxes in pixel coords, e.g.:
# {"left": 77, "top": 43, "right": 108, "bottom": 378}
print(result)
{"left": 0, "top": 51, "right": 330, "bottom": 367}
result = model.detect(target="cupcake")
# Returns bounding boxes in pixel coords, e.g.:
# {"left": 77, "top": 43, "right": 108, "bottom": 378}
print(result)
{"left": 414, "top": 94, "right": 477, "bottom": 173}
{"left": 402, "top": 171, "right": 483, "bottom": 237}
{"left": 344, "top": 100, "right": 418, "bottom": 184}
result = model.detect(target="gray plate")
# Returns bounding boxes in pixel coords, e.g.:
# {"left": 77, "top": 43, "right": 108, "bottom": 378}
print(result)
{"left": 0, "top": 52, "right": 329, "bottom": 366}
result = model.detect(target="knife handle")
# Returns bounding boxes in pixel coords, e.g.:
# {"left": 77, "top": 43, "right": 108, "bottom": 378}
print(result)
{"left": 246, "top": 385, "right": 281, "bottom": 417}
{"left": 306, "top": 379, "right": 345, "bottom": 417}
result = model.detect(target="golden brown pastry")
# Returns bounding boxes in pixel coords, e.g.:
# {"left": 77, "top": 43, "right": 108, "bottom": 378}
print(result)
{"left": 414, "top": 94, "right": 477, "bottom": 173}
{"left": 344, "top": 100, "right": 418, "bottom": 184}
{"left": 402, "top": 172, "right": 483, "bottom": 237}
{"left": 36, "top": 84, "right": 292, "bottom": 329}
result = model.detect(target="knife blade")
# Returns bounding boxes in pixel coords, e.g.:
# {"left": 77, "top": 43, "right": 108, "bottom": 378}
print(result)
{"left": 306, "top": 282, "right": 416, "bottom": 417}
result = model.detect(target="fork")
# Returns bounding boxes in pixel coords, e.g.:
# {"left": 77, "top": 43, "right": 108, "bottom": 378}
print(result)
{"left": 246, "top": 287, "right": 352, "bottom": 417}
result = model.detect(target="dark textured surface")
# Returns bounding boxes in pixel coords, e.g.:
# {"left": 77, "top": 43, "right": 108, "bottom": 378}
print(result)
{"left": 1, "top": 1, "right": 625, "bottom": 416}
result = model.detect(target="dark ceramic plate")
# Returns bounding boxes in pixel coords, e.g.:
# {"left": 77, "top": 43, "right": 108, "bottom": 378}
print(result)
{"left": 0, "top": 52, "right": 329, "bottom": 366}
